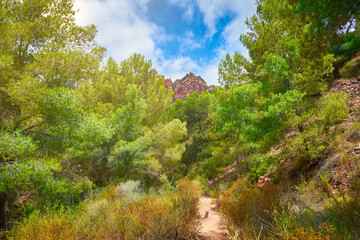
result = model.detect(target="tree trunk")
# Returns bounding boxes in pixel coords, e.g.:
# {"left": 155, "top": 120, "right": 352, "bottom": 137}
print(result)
{"left": 236, "top": 154, "right": 241, "bottom": 175}
{"left": 333, "top": 65, "right": 341, "bottom": 79}
{"left": 0, "top": 191, "right": 7, "bottom": 230}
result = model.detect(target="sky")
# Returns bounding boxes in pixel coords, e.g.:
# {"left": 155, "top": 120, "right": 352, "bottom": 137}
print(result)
{"left": 74, "top": 0, "right": 257, "bottom": 85}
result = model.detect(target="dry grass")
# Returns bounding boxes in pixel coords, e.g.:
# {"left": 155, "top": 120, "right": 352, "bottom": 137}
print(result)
{"left": 7, "top": 179, "right": 202, "bottom": 240}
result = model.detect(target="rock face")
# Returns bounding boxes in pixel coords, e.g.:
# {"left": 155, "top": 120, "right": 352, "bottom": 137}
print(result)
{"left": 165, "top": 72, "right": 214, "bottom": 101}
{"left": 164, "top": 78, "right": 173, "bottom": 94}
{"left": 329, "top": 76, "right": 360, "bottom": 124}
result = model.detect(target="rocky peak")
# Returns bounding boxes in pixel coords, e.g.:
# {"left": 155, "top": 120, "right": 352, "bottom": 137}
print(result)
{"left": 165, "top": 72, "right": 214, "bottom": 101}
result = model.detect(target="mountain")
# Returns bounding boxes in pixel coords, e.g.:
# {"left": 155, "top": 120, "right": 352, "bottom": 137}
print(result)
{"left": 163, "top": 73, "right": 215, "bottom": 101}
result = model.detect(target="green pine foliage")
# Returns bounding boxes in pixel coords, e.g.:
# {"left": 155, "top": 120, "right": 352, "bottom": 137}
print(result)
{"left": 1, "top": 0, "right": 360, "bottom": 238}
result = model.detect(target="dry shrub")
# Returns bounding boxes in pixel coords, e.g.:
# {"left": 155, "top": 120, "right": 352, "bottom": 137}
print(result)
{"left": 325, "top": 194, "right": 360, "bottom": 238}
{"left": 173, "top": 178, "right": 202, "bottom": 237}
{"left": 289, "top": 223, "right": 340, "bottom": 240}
{"left": 219, "top": 178, "right": 281, "bottom": 237}
{"left": 268, "top": 212, "right": 340, "bottom": 240}
{"left": 321, "top": 156, "right": 360, "bottom": 238}
{"left": 7, "top": 179, "right": 202, "bottom": 240}
{"left": 7, "top": 209, "right": 78, "bottom": 240}
{"left": 75, "top": 195, "right": 177, "bottom": 239}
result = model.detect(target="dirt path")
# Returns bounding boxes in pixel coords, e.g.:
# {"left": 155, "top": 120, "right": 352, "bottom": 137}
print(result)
{"left": 197, "top": 197, "right": 228, "bottom": 240}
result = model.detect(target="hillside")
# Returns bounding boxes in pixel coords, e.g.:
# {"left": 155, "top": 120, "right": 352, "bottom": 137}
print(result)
{"left": 212, "top": 75, "right": 360, "bottom": 189}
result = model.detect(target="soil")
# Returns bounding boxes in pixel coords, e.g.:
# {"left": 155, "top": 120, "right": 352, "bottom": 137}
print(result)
{"left": 197, "top": 197, "right": 228, "bottom": 240}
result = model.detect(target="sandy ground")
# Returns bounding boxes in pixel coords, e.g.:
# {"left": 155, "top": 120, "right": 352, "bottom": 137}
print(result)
{"left": 197, "top": 197, "right": 228, "bottom": 240}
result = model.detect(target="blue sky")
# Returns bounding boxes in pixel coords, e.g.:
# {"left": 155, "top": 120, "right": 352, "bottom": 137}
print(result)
{"left": 74, "top": 0, "right": 256, "bottom": 85}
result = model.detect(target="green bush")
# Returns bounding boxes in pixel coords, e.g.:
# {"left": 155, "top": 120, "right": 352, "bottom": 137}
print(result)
{"left": 0, "top": 159, "right": 92, "bottom": 205}
{"left": 317, "top": 92, "right": 349, "bottom": 132}
{"left": 248, "top": 154, "right": 277, "bottom": 181}
{"left": 340, "top": 56, "right": 360, "bottom": 78}
{"left": 283, "top": 92, "right": 349, "bottom": 171}
{"left": 0, "top": 132, "right": 37, "bottom": 162}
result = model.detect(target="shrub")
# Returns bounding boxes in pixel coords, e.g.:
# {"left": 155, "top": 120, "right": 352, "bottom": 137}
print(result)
{"left": 284, "top": 126, "right": 326, "bottom": 171}
{"left": 6, "top": 208, "right": 77, "bottom": 240}
{"left": 7, "top": 179, "right": 202, "bottom": 240}
{"left": 325, "top": 170, "right": 360, "bottom": 239}
{"left": 248, "top": 154, "right": 277, "bottom": 181}
{"left": 172, "top": 178, "right": 202, "bottom": 236}
{"left": 0, "top": 132, "right": 37, "bottom": 161}
{"left": 346, "top": 122, "right": 360, "bottom": 142}
{"left": 268, "top": 212, "right": 340, "bottom": 240}
{"left": 115, "top": 180, "right": 143, "bottom": 202}
{"left": 318, "top": 171, "right": 331, "bottom": 194}
{"left": 283, "top": 92, "right": 349, "bottom": 171}
{"left": 339, "top": 55, "right": 360, "bottom": 78}
{"left": 317, "top": 92, "right": 349, "bottom": 132}
{"left": 219, "top": 178, "right": 281, "bottom": 237}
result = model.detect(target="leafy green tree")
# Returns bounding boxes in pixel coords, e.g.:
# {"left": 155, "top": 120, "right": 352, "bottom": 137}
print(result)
{"left": 289, "top": 0, "right": 360, "bottom": 77}
{"left": 0, "top": 157, "right": 92, "bottom": 227}
{"left": 77, "top": 58, "right": 128, "bottom": 114}
{"left": 169, "top": 91, "right": 216, "bottom": 141}
{"left": 0, "top": 0, "right": 103, "bottom": 228}
{"left": 215, "top": 82, "right": 304, "bottom": 177}
{"left": 112, "top": 84, "right": 147, "bottom": 142}
{"left": 218, "top": 52, "right": 252, "bottom": 89}
{"left": 0, "top": 130, "right": 93, "bottom": 228}
{"left": 290, "top": 0, "right": 360, "bottom": 35}
{"left": 147, "top": 119, "right": 187, "bottom": 172}
{"left": 0, "top": 0, "right": 104, "bottom": 132}
{"left": 109, "top": 137, "right": 151, "bottom": 180}
{"left": 219, "top": 0, "right": 335, "bottom": 95}
{"left": 77, "top": 54, "right": 172, "bottom": 126}
{"left": 119, "top": 54, "right": 172, "bottom": 126}
{"left": 0, "top": 0, "right": 99, "bottom": 68}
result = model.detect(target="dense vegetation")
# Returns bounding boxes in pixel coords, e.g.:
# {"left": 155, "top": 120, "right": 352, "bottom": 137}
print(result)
{"left": 1, "top": 0, "right": 360, "bottom": 239}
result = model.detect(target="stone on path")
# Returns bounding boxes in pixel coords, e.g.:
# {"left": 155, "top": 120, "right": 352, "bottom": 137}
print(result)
{"left": 197, "top": 197, "right": 228, "bottom": 240}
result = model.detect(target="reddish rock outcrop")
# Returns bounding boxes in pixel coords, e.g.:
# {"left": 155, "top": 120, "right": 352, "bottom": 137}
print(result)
{"left": 164, "top": 78, "right": 173, "bottom": 94}
{"left": 257, "top": 176, "right": 272, "bottom": 187}
{"left": 329, "top": 76, "right": 360, "bottom": 124}
{"left": 164, "top": 72, "right": 214, "bottom": 101}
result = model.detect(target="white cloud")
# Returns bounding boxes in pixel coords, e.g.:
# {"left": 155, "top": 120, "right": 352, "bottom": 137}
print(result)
{"left": 169, "top": 0, "right": 256, "bottom": 38}
{"left": 183, "top": 5, "right": 194, "bottom": 22}
{"left": 194, "top": 0, "right": 256, "bottom": 85}
{"left": 74, "top": 0, "right": 203, "bottom": 83}
{"left": 74, "top": 0, "right": 256, "bottom": 86}
{"left": 169, "top": 0, "right": 194, "bottom": 22}
{"left": 74, "top": 0, "right": 199, "bottom": 80}
{"left": 74, "top": 0, "right": 159, "bottom": 61}
{"left": 179, "top": 31, "right": 202, "bottom": 52}
{"left": 154, "top": 56, "right": 201, "bottom": 81}
{"left": 202, "top": 0, "right": 254, "bottom": 34}
{"left": 166, "top": 0, "right": 256, "bottom": 84}
{"left": 198, "top": 63, "right": 219, "bottom": 85}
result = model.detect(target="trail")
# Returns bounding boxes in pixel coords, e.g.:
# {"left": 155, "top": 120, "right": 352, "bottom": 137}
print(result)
{"left": 197, "top": 197, "right": 228, "bottom": 240}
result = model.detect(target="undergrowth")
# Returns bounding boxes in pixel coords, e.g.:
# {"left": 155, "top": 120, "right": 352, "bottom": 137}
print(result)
{"left": 217, "top": 177, "right": 360, "bottom": 239}
{"left": 6, "top": 179, "right": 202, "bottom": 240}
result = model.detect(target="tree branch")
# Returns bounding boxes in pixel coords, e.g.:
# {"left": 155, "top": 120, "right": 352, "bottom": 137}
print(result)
{"left": 207, "top": 119, "right": 214, "bottom": 126}
{"left": 199, "top": 125, "right": 211, "bottom": 143}
{"left": 21, "top": 121, "right": 47, "bottom": 133}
